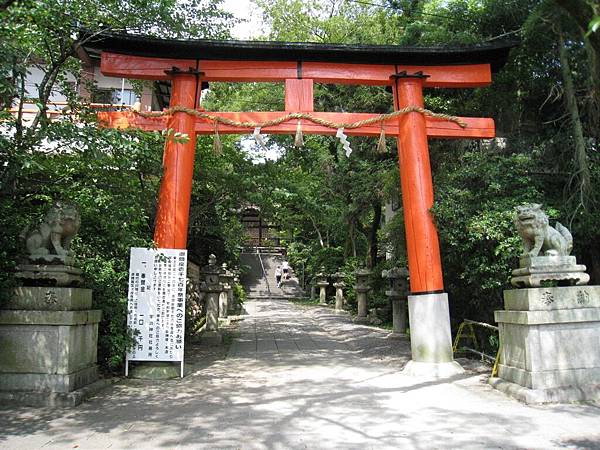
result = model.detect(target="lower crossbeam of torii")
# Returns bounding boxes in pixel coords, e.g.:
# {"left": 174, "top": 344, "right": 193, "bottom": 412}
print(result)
{"left": 85, "top": 33, "right": 514, "bottom": 377}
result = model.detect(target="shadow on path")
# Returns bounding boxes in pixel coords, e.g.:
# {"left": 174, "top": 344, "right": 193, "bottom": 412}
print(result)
{"left": 1, "top": 297, "right": 599, "bottom": 449}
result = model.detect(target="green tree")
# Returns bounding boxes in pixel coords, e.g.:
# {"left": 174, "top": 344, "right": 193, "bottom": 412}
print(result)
{"left": 246, "top": 0, "right": 600, "bottom": 325}
{"left": 0, "top": 0, "right": 235, "bottom": 370}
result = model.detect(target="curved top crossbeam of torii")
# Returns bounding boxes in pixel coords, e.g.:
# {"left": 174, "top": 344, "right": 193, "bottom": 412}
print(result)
{"left": 84, "top": 33, "right": 515, "bottom": 294}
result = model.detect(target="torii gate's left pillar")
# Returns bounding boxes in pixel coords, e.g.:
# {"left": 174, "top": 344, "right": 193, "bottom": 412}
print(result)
{"left": 154, "top": 71, "right": 199, "bottom": 249}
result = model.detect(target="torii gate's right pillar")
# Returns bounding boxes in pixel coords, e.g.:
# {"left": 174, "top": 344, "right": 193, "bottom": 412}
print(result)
{"left": 393, "top": 73, "right": 464, "bottom": 378}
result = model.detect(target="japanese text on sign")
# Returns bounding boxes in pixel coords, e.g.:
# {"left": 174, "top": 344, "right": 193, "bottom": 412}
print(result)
{"left": 126, "top": 248, "right": 187, "bottom": 362}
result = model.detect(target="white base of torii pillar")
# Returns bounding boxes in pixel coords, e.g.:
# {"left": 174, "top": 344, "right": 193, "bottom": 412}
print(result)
{"left": 402, "top": 293, "right": 464, "bottom": 378}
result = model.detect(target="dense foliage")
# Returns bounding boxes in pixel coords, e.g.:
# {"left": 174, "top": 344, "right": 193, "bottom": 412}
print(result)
{"left": 0, "top": 0, "right": 235, "bottom": 370}
{"left": 249, "top": 0, "right": 600, "bottom": 326}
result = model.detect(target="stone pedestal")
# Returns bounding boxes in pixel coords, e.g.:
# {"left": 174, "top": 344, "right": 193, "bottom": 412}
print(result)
{"left": 383, "top": 267, "right": 409, "bottom": 338}
{"left": 355, "top": 288, "right": 369, "bottom": 323}
{"left": 206, "top": 290, "right": 221, "bottom": 332}
{"left": 201, "top": 255, "right": 223, "bottom": 345}
{"left": 354, "top": 268, "right": 371, "bottom": 324}
{"left": 227, "top": 286, "right": 234, "bottom": 314}
{"left": 229, "top": 269, "right": 241, "bottom": 315}
{"left": 317, "top": 282, "right": 328, "bottom": 305}
{"left": 218, "top": 291, "right": 228, "bottom": 319}
{"left": 332, "top": 271, "right": 345, "bottom": 313}
{"left": 333, "top": 283, "right": 345, "bottom": 312}
{"left": 15, "top": 264, "right": 83, "bottom": 287}
{"left": 316, "top": 271, "right": 329, "bottom": 305}
{"left": 402, "top": 293, "right": 464, "bottom": 378}
{"left": 491, "top": 286, "right": 600, "bottom": 403}
{"left": 390, "top": 298, "right": 407, "bottom": 338}
{"left": 218, "top": 264, "right": 234, "bottom": 320}
{"left": 0, "top": 286, "right": 101, "bottom": 406}
{"left": 511, "top": 255, "right": 589, "bottom": 288}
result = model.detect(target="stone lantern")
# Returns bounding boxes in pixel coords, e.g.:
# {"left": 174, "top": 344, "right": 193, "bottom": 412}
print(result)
{"left": 230, "top": 266, "right": 241, "bottom": 314}
{"left": 354, "top": 268, "right": 372, "bottom": 323}
{"left": 315, "top": 269, "right": 329, "bottom": 305}
{"left": 200, "top": 254, "right": 223, "bottom": 344}
{"left": 382, "top": 267, "right": 409, "bottom": 338}
{"left": 218, "top": 263, "right": 234, "bottom": 320}
{"left": 332, "top": 270, "right": 346, "bottom": 313}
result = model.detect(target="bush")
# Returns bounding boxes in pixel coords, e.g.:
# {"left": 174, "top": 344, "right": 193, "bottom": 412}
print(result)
{"left": 0, "top": 124, "right": 162, "bottom": 371}
{"left": 432, "top": 146, "right": 543, "bottom": 324}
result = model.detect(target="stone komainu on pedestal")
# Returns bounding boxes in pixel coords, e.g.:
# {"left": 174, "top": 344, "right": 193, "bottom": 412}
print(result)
{"left": 24, "top": 202, "right": 81, "bottom": 259}
{"left": 0, "top": 203, "right": 102, "bottom": 407}
{"left": 514, "top": 203, "right": 572, "bottom": 258}
{"left": 491, "top": 204, "right": 600, "bottom": 404}
{"left": 16, "top": 202, "right": 84, "bottom": 286}
{"left": 512, "top": 203, "right": 588, "bottom": 287}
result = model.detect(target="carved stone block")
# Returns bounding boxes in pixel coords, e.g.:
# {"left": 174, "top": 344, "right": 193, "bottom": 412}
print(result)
{"left": 511, "top": 255, "right": 589, "bottom": 288}
{"left": 0, "top": 287, "right": 101, "bottom": 406}
{"left": 492, "top": 286, "right": 600, "bottom": 403}
{"left": 15, "top": 264, "right": 84, "bottom": 287}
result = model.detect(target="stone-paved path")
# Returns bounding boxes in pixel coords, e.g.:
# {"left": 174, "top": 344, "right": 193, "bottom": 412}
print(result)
{"left": 1, "top": 298, "right": 600, "bottom": 449}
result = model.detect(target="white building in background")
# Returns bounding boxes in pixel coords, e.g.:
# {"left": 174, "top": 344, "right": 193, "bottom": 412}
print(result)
{"left": 11, "top": 50, "right": 164, "bottom": 124}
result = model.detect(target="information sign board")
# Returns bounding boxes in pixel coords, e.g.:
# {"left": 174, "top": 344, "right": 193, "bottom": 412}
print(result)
{"left": 125, "top": 247, "right": 187, "bottom": 377}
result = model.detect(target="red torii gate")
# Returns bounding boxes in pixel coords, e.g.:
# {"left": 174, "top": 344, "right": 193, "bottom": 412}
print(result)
{"left": 88, "top": 34, "right": 512, "bottom": 375}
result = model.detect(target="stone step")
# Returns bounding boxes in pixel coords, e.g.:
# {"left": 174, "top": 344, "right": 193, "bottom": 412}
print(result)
{"left": 240, "top": 251, "right": 305, "bottom": 299}
{"left": 247, "top": 296, "right": 300, "bottom": 301}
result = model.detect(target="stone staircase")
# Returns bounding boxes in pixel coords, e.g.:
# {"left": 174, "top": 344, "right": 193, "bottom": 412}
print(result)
{"left": 240, "top": 249, "right": 305, "bottom": 300}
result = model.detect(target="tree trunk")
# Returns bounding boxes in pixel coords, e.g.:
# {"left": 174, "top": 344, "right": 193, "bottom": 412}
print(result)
{"left": 558, "top": 28, "right": 592, "bottom": 206}
{"left": 585, "top": 244, "right": 600, "bottom": 285}
{"left": 554, "top": 0, "right": 600, "bottom": 62}
{"left": 583, "top": 33, "right": 600, "bottom": 140}
{"left": 345, "top": 216, "right": 357, "bottom": 258}
{"left": 309, "top": 215, "right": 325, "bottom": 248}
{"left": 0, "top": 0, "right": 16, "bottom": 11}
{"left": 367, "top": 200, "right": 381, "bottom": 269}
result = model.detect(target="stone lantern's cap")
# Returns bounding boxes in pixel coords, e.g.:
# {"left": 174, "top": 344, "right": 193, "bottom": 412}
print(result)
{"left": 355, "top": 268, "right": 372, "bottom": 276}
{"left": 208, "top": 254, "right": 217, "bottom": 265}
{"left": 394, "top": 267, "right": 409, "bottom": 277}
{"left": 383, "top": 267, "right": 409, "bottom": 278}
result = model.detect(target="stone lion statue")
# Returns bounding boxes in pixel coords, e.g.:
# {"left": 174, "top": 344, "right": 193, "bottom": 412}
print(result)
{"left": 23, "top": 202, "right": 81, "bottom": 260}
{"left": 514, "top": 204, "right": 572, "bottom": 257}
